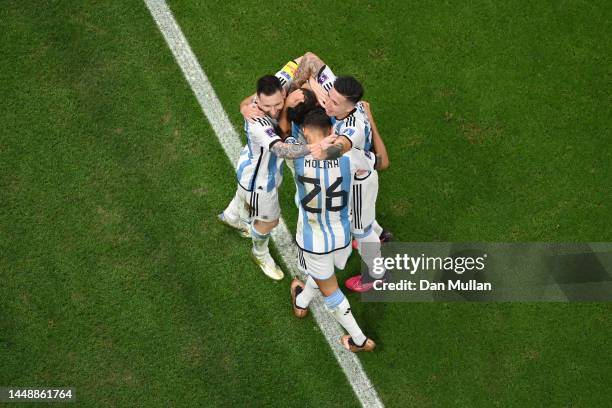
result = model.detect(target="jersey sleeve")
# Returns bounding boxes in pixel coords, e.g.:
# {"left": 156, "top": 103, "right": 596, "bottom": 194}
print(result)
{"left": 348, "top": 148, "right": 376, "bottom": 173}
{"left": 275, "top": 60, "right": 299, "bottom": 92}
{"left": 335, "top": 116, "right": 366, "bottom": 149}
{"left": 316, "top": 65, "right": 336, "bottom": 93}
{"left": 250, "top": 118, "right": 282, "bottom": 151}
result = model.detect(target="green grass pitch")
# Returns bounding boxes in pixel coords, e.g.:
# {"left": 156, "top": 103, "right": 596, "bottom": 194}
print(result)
{"left": 1, "top": 1, "right": 610, "bottom": 407}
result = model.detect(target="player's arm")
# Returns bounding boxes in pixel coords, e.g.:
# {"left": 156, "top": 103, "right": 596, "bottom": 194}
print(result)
{"left": 278, "top": 105, "right": 291, "bottom": 139}
{"left": 240, "top": 93, "right": 264, "bottom": 122}
{"left": 278, "top": 89, "right": 305, "bottom": 138}
{"left": 275, "top": 58, "right": 300, "bottom": 93}
{"left": 318, "top": 135, "right": 352, "bottom": 160}
{"left": 289, "top": 52, "right": 325, "bottom": 92}
{"left": 362, "top": 101, "right": 389, "bottom": 170}
{"left": 254, "top": 123, "right": 321, "bottom": 159}
{"left": 319, "top": 117, "right": 365, "bottom": 160}
{"left": 308, "top": 77, "right": 329, "bottom": 108}
{"left": 270, "top": 140, "right": 321, "bottom": 159}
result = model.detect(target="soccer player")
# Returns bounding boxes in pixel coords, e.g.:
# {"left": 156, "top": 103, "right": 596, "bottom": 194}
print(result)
{"left": 219, "top": 60, "right": 325, "bottom": 281}
{"left": 290, "top": 109, "right": 379, "bottom": 352}
{"left": 305, "top": 56, "right": 392, "bottom": 291}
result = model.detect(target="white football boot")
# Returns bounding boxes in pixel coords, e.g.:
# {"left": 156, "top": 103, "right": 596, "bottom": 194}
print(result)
{"left": 251, "top": 250, "right": 284, "bottom": 281}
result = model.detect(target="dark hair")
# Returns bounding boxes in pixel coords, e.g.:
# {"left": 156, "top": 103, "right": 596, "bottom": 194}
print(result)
{"left": 333, "top": 76, "right": 363, "bottom": 103}
{"left": 287, "top": 88, "right": 317, "bottom": 125}
{"left": 302, "top": 108, "right": 332, "bottom": 132}
{"left": 256, "top": 75, "right": 283, "bottom": 96}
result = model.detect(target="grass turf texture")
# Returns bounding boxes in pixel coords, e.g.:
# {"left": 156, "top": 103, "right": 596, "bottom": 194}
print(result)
{"left": 0, "top": 2, "right": 356, "bottom": 407}
{"left": 1, "top": 0, "right": 611, "bottom": 407}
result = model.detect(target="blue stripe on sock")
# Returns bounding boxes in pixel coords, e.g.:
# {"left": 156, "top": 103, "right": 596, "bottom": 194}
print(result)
{"left": 324, "top": 288, "right": 345, "bottom": 310}
{"left": 250, "top": 224, "right": 269, "bottom": 240}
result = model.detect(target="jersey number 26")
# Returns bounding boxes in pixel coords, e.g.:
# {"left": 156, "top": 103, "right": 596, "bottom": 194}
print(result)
{"left": 297, "top": 175, "right": 348, "bottom": 213}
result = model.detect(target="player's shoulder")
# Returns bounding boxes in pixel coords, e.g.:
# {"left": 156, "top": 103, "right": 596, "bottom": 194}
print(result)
{"left": 339, "top": 108, "right": 366, "bottom": 131}
{"left": 249, "top": 116, "right": 277, "bottom": 134}
{"left": 252, "top": 116, "right": 274, "bottom": 129}
{"left": 248, "top": 116, "right": 279, "bottom": 141}
{"left": 354, "top": 103, "right": 369, "bottom": 123}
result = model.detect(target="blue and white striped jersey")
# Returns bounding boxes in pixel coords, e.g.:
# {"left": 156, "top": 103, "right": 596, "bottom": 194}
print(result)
{"left": 293, "top": 149, "right": 375, "bottom": 254}
{"left": 235, "top": 62, "right": 297, "bottom": 192}
{"left": 316, "top": 65, "right": 372, "bottom": 151}
{"left": 291, "top": 121, "right": 306, "bottom": 144}
{"left": 333, "top": 103, "right": 372, "bottom": 152}
{"left": 236, "top": 117, "right": 284, "bottom": 192}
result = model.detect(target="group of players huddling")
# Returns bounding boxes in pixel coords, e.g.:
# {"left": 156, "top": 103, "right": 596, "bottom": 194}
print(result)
{"left": 218, "top": 52, "right": 391, "bottom": 353}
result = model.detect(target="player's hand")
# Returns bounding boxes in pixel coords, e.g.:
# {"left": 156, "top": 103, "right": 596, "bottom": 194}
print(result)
{"left": 309, "top": 143, "right": 325, "bottom": 160}
{"left": 320, "top": 133, "right": 338, "bottom": 149}
{"left": 308, "top": 77, "right": 328, "bottom": 108}
{"left": 241, "top": 102, "right": 264, "bottom": 123}
{"left": 286, "top": 89, "right": 305, "bottom": 108}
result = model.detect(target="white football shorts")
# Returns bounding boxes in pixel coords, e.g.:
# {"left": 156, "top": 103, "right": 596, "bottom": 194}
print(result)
{"left": 297, "top": 244, "right": 352, "bottom": 280}
{"left": 351, "top": 169, "right": 379, "bottom": 237}
{"left": 236, "top": 184, "right": 281, "bottom": 222}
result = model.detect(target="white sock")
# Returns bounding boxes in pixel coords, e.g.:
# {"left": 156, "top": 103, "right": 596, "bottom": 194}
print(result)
{"left": 324, "top": 289, "right": 366, "bottom": 346}
{"left": 372, "top": 220, "right": 383, "bottom": 237}
{"left": 251, "top": 223, "right": 270, "bottom": 257}
{"left": 295, "top": 276, "right": 318, "bottom": 309}
{"left": 356, "top": 228, "right": 385, "bottom": 279}
{"left": 224, "top": 191, "right": 244, "bottom": 222}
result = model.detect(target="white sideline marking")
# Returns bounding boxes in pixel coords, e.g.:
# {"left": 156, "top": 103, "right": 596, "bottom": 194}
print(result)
{"left": 144, "top": 1, "right": 384, "bottom": 406}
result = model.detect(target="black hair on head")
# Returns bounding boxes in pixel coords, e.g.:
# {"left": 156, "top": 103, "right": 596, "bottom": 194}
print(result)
{"left": 287, "top": 88, "right": 317, "bottom": 125}
{"left": 302, "top": 108, "right": 332, "bottom": 132}
{"left": 333, "top": 76, "right": 364, "bottom": 104}
{"left": 256, "top": 75, "right": 283, "bottom": 96}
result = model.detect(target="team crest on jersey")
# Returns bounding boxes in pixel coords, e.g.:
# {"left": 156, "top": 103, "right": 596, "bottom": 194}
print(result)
{"left": 265, "top": 128, "right": 276, "bottom": 138}
{"left": 344, "top": 128, "right": 355, "bottom": 137}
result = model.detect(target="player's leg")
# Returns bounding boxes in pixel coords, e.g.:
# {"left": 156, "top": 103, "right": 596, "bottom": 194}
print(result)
{"left": 291, "top": 247, "right": 321, "bottom": 317}
{"left": 352, "top": 172, "right": 393, "bottom": 249}
{"left": 347, "top": 173, "right": 386, "bottom": 292}
{"left": 291, "top": 278, "right": 318, "bottom": 318}
{"left": 316, "top": 274, "right": 375, "bottom": 352}
{"left": 372, "top": 220, "right": 383, "bottom": 237}
{"left": 218, "top": 186, "right": 250, "bottom": 237}
{"left": 371, "top": 219, "right": 393, "bottom": 242}
{"left": 291, "top": 249, "right": 375, "bottom": 352}
{"left": 292, "top": 243, "right": 353, "bottom": 316}
{"left": 346, "top": 226, "right": 387, "bottom": 291}
{"left": 249, "top": 189, "right": 284, "bottom": 280}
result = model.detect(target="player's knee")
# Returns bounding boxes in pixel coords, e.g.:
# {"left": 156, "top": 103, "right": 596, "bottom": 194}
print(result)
{"left": 254, "top": 219, "right": 278, "bottom": 233}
